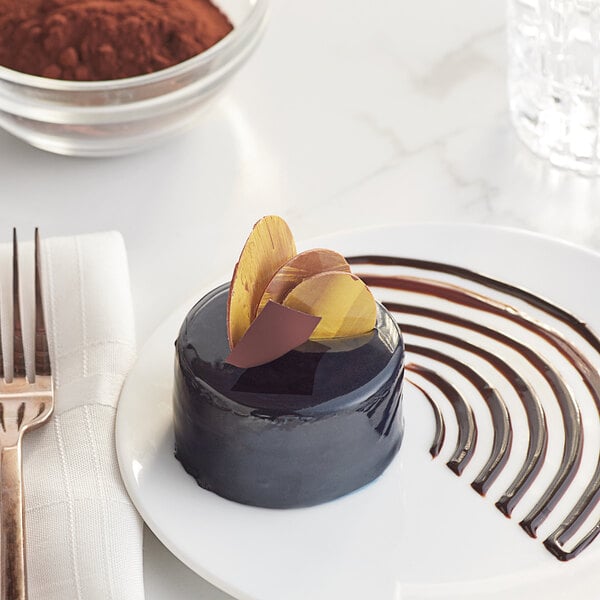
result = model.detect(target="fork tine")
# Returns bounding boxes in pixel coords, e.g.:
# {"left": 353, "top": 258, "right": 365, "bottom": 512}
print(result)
{"left": 34, "top": 228, "right": 51, "bottom": 377}
{"left": 12, "top": 228, "right": 26, "bottom": 379}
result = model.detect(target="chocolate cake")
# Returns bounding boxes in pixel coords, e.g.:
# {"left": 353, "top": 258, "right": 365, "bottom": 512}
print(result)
{"left": 173, "top": 283, "right": 405, "bottom": 508}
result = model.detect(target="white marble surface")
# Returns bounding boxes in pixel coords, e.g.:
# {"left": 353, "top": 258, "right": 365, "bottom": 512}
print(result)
{"left": 1, "top": 0, "right": 600, "bottom": 597}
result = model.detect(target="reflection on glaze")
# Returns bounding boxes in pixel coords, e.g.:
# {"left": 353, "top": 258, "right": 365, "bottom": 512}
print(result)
{"left": 348, "top": 255, "right": 600, "bottom": 561}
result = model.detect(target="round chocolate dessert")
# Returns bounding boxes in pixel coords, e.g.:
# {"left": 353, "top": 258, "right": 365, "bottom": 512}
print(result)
{"left": 173, "top": 283, "right": 405, "bottom": 508}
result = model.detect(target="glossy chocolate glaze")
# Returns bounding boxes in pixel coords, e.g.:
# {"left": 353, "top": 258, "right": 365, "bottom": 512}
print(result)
{"left": 349, "top": 256, "right": 600, "bottom": 561}
{"left": 173, "top": 284, "right": 405, "bottom": 509}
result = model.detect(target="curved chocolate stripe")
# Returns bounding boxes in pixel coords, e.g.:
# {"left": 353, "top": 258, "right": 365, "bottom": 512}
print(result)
{"left": 409, "top": 380, "right": 446, "bottom": 458}
{"left": 388, "top": 302, "right": 551, "bottom": 516}
{"left": 544, "top": 522, "right": 600, "bottom": 561}
{"left": 544, "top": 459, "right": 600, "bottom": 560}
{"left": 403, "top": 323, "right": 513, "bottom": 496}
{"left": 361, "top": 273, "right": 585, "bottom": 537}
{"left": 347, "top": 255, "right": 600, "bottom": 354}
{"left": 406, "top": 358, "right": 476, "bottom": 475}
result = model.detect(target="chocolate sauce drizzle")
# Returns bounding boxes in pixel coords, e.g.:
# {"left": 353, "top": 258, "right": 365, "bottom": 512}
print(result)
{"left": 407, "top": 360, "right": 476, "bottom": 475}
{"left": 408, "top": 327, "right": 513, "bottom": 496}
{"left": 409, "top": 381, "right": 445, "bottom": 458}
{"left": 392, "top": 303, "right": 559, "bottom": 517}
{"left": 347, "top": 255, "right": 600, "bottom": 562}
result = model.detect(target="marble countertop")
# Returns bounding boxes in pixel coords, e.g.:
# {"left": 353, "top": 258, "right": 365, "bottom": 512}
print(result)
{"left": 1, "top": 0, "right": 599, "bottom": 598}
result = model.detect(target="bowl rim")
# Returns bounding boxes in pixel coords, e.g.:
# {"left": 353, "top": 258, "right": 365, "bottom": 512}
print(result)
{"left": 0, "top": 0, "right": 268, "bottom": 91}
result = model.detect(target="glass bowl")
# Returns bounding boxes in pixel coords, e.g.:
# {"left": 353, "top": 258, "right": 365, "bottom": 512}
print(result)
{"left": 0, "top": 0, "right": 268, "bottom": 156}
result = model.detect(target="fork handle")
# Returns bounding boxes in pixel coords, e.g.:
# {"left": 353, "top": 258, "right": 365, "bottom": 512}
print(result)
{"left": 0, "top": 445, "right": 26, "bottom": 600}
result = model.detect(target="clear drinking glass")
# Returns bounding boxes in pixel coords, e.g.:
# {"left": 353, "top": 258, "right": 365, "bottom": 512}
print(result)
{"left": 508, "top": 0, "right": 600, "bottom": 175}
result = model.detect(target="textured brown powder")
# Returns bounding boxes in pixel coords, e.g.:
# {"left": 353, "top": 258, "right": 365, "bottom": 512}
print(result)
{"left": 0, "top": 0, "right": 233, "bottom": 81}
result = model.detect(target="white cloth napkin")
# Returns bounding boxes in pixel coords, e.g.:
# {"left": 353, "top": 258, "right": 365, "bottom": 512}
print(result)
{"left": 2, "top": 232, "right": 144, "bottom": 600}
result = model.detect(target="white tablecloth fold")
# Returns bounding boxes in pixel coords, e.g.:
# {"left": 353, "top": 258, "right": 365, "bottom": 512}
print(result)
{"left": 15, "top": 232, "right": 143, "bottom": 600}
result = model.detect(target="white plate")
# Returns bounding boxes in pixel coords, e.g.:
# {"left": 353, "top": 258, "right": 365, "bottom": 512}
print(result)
{"left": 116, "top": 224, "right": 600, "bottom": 600}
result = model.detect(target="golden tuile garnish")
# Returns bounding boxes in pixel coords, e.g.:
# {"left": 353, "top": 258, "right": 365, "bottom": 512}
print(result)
{"left": 227, "top": 216, "right": 296, "bottom": 348}
{"left": 282, "top": 271, "right": 377, "bottom": 339}
{"left": 256, "top": 249, "right": 350, "bottom": 315}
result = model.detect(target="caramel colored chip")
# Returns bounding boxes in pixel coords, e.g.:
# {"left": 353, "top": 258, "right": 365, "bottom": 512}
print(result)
{"left": 227, "top": 216, "right": 297, "bottom": 348}
{"left": 257, "top": 249, "right": 350, "bottom": 315}
{"left": 283, "top": 271, "right": 377, "bottom": 339}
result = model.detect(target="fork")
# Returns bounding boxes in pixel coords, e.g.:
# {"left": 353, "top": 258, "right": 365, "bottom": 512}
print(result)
{"left": 0, "top": 230, "right": 53, "bottom": 600}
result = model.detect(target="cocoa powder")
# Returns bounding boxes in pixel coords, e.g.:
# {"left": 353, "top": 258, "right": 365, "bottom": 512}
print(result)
{"left": 0, "top": 0, "right": 233, "bottom": 81}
